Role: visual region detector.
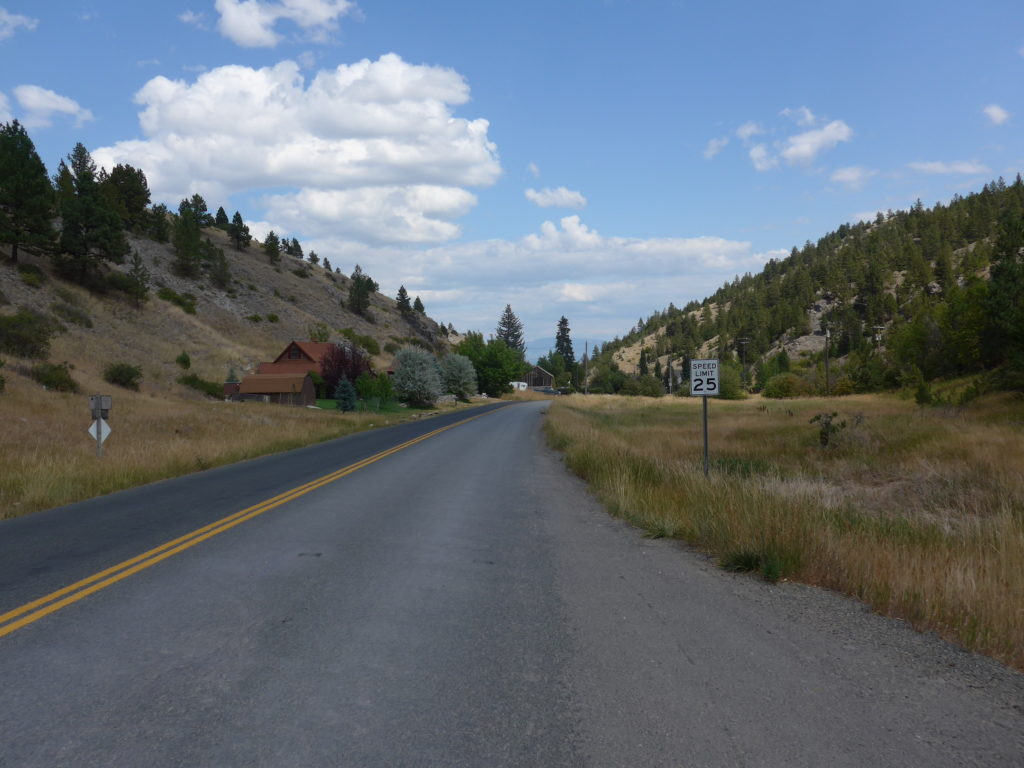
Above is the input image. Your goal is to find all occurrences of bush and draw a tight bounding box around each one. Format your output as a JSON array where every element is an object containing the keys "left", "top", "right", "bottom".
[
  {"left": 175, "top": 351, "right": 191, "bottom": 370},
  {"left": 0, "top": 308, "right": 62, "bottom": 358},
  {"left": 104, "top": 362, "right": 143, "bottom": 390},
  {"left": 177, "top": 373, "right": 223, "bottom": 398},
  {"left": 156, "top": 286, "right": 197, "bottom": 314},
  {"left": 763, "top": 373, "right": 805, "bottom": 399},
  {"left": 50, "top": 302, "right": 93, "bottom": 328},
  {"left": 292, "top": 267, "right": 310, "bottom": 279},
  {"left": 267, "top": 313, "right": 280, "bottom": 323},
  {"left": 392, "top": 347, "right": 442, "bottom": 407},
  {"left": 246, "top": 314, "right": 262, "bottom": 322},
  {"left": 439, "top": 353, "right": 478, "bottom": 400},
  {"left": 339, "top": 328, "right": 381, "bottom": 356},
  {"left": 17, "top": 264, "right": 45, "bottom": 288},
  {"left": 355, "top": 371, "right": 395, "bottom": 404},
  {"left": 31, "top": 362, "right": 78, "bottom": 392}
]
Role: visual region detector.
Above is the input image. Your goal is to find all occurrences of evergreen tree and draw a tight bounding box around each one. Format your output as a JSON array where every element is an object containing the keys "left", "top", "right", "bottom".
[
  {"left": 0, "top": 120, "right": 55, "bottom": 264},
  {"left": 214, "top": 206, "right": 229, "bottom": 229},
  {"left": 347, "top": 264, "right": 378, "bottom": 317},
  {"left": 334, "top": 378, "right": 357, "bottom": 411},
  {"left": 149, "top": 203, "right": 170, "bottom": 243},
  {"left": 555, "top": 315, "right": 575, "bottom": 367},
  {"left": 54, "top": 143, "right": 129, "bottom": 282},
  {"left": 307, "top": 250, "right": 319, "bottom": 265},
  {"left": 182, "top": 193, "right": 213, "bottom": 226},
  {"left": 172, "top": 203, "right": 202, "bottom": 278},
  {"left": 413, "top": 295, "right": 425, "bottom": 313},
  {"left": 227, "top": 211, "right": 251, "bottom": 251},
  {"left": 396, "top": 285, "right": 411, "bottom": 312},
  {"left": 125, "top": 249, "right": 150, "bottom": 307},
  {"left": 323, "top": 257, "right": 332, "bottom": 272},
  {"left": 496, "top": 304, "right": 526, "bottom": 353},
  {"left": 263, "top": 230, "right": 281, "bottom": 264},
  {"left": 206, "top": 240, "right": 232, "bottom": 289},
  {"left": 102, "top": 164, "right": 151, "bottom": 230}
]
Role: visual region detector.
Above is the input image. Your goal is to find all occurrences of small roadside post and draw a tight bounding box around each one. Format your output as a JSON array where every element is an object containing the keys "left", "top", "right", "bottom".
[
  {"left": 88, "top": 394, "right": 112, "bottom": 457},
  {"left": 689, "top": 359, "right": 719, "bottom": 477}
]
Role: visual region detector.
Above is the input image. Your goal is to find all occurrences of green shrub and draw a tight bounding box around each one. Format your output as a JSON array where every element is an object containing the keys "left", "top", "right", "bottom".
[
  {"left": 177, "top": 373, "right": 223, "bottom": 398},
  {"left": 17, "top": 264, "right": 45, "bottom": 288},
  {"left": 292, "top": 268, "right": 309, "bottom": 279},
  {"left": 339, "top": 328, "right": 381, "bottom": 356},
  {"left": 763, "top": 372, "right": 805, "bottom": 399},
  {"left": 384, "top": 341, "right": 399, "bottom": 355},
  {"left": 104, "top": 362, "right": 143, "bottom": 390},
  {"left": 105, "top": 270, "right": 136, "bottom": 294},
  {"left": 50, "top": 302, "right": 93, "bottom": 328},
  {"left": 31, "top": 362, "right": 78, "bottom": 392},
  {"left": 175, "top": 351, "right": 191, "bottom": 370},
  {"left": 439, "top": 354, "right": 477, "bottom": 400},
  {"left": 156, "top": 286, "right": 197, "bottom": 314},
  {"left": 246, "top": 314, "right": 262, "bottom": 322},
  {"left": 267, "top": 313, "right": 280, "bottom": 323},
  {"left": 0, "top": 308, "right": 62, "bottom": 358},
  {"left": 355, "top": 371, "right": 395, "bottom": 403}
]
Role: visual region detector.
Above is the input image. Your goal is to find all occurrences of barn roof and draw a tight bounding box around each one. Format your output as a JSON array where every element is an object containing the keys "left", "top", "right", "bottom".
[
  {"left": 238, "top": 373, "right": 311, "bottom": 394},
  {"left": 256, "top": 361, "right": 320, "bottom": 375}
]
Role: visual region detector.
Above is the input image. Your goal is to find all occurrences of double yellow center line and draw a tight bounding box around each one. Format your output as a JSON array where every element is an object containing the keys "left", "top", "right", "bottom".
[{"left": 0, "top": 408, "right": 497, "bottom": 639}]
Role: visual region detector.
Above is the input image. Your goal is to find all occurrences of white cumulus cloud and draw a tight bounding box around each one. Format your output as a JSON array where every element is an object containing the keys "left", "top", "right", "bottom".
[
  {"left": 215, "top": 0, "right": 355, "bottom": 47},
  {"left": 525, "top": 187, "right": 587, "bottom": 209},
  {"left": 179, "top": 10, "right": 206, "bottom": 27},
  {"left": 780, "top": 120, "right": 853, "bottom": 165},
  {"left": 93, "top": 54, "right": 500, "bottom": 245},
  {"left": 736, "top": 121, "right": 763, "bottom": 141},
  {"left": 908, "top": 160, "right": 990, "bottom": 175},
  {"left": 528, "top": 161, "right": 541, "bottom": 178},
  {"left": 0, "top": 92, "right": 11, "bottom": 123},
  {"left": 749, "top": 144, "right": 777, "bottom": 171},
  {"left": 14, "top": 85, "right": 94, "bottom": 128},
  {"left": 831, "top": 166, "right": 877, "bottom": 190},
  {"left": 703, "top": 136, "right": 728, "bottom": 159},
  {"left": 983, "top": 104, "right": 1010, "bottom": 125},
  {"left": 0, "top": 7, "right": 37, "bottom": 40},
  {"left": 780, "top": 106, "right": 816, "bottom": 126}
]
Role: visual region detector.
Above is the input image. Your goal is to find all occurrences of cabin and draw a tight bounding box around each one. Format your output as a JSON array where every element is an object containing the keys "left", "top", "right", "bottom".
[
  {"left": 236, "top": 373, "right": 316, "bottom": 406},
  {"left": 524, "top": 366, "right": 554, "bottom": 389}
]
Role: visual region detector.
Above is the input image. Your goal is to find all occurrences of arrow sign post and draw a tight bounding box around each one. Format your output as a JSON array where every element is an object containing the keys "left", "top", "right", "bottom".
[{"left": 87, "top": 419, "right": 112, "bottom": 457}]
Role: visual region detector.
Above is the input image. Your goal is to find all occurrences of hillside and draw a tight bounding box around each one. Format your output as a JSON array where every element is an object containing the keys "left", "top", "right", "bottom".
[
  {"left": 0, "top": 227, "right": 449, "bottom": 400},
  {"left": 594, "top": 177, "right": 1024, "bottom": 396}
]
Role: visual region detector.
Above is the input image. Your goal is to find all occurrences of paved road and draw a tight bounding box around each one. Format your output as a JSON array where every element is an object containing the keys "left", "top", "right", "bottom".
[{"left": 1, "top": 400, "right": 1022, "bottom": 766}]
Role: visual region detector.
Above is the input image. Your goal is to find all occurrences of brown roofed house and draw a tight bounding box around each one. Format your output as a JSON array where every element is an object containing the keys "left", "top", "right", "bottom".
[
  {"left": 237, "top": 373, "right": 316, "bottom": 406},
  {"left": 256, "top": 341, "right": 335, "bottom": 376}
]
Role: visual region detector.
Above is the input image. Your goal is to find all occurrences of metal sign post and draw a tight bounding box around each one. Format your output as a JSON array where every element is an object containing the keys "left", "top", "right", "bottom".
[
  {"left": 689, "top": 360, "right": 719, "bottom": 477},
  {"left": 88, "top": 395, "right": 112, "bottom": 457}
]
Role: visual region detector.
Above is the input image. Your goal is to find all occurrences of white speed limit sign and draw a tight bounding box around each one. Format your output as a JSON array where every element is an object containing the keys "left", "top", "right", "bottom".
[{"left": 689, "top": 359, "right": 719, "bottom": 397}]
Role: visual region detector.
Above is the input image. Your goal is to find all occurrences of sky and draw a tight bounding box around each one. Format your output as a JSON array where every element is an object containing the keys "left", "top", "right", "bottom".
[{"left": 1, "top": 1, "right": 1022, "bottom": 358}]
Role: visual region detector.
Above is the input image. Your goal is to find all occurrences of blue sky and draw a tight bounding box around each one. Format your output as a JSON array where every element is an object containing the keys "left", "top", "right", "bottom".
[{"left": 1, "top": 1, "right": 1021, "bottom": 357}]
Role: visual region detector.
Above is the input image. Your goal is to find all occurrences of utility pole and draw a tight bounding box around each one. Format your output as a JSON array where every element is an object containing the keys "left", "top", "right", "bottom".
[
  {"left": 824, "top": 324, "right": 831, "bottom": 396},
  {"left": 737, "top": 337, "right": 749, "bottom": 388}
]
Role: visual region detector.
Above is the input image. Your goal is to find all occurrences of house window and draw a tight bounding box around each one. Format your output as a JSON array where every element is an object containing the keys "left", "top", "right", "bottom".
[{"left": 288, "top": 346, "right": 301, "bottom": 360}]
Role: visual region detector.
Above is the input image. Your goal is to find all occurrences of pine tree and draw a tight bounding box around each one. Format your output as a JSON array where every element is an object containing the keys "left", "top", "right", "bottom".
[
  {"left": 102, "top": 164, "right": 151, "bottom": 230},
  {"left": 555, "top": 315, "right": 575, "bottom": 367},
  {"left": 496, "top": 304, "right": 525, "bottom": 353},
  {"left": 334, "top": 378, "right": 357, "bottom": 412},
  {"left": 125, "top": 249, "right": 150, "bottom": 306},
  {"left": 54, "top": 143, "right": 128, "bottom": 282},
  {"left": 149, "top": 203, "right": 171, "bottom": 243},
  {"left": 172, "top": 204, "right": 202, "bottom": 278},
  {"left": 207, "top": 241, "right": 232, "bottom": 289},
  {"left": 183, "top": 193, "right": 213, "bottom": 226},
  {"left": 227, "top": 211, "right": 251, "bottom": 251},
  {"left": 413, "top": 295, "right": 425, "bottom": 313},
  {"left": 0, "top": 120, "right": 55, "bottom": 264},
  {"left": 214, "top": 206, "right": 229, "bottom": 229},
  {"left": 396, "top": 285, "right": 411, "bottom": 312},
  {"left": 348, "top": 264, "right": 378, "bottom": 317},
  {"left": 263, "top": 230, "right": 281, "bottom": 264},
  {"left": 323, "top": 257, "right": 332, "bottom": 272},
  {"left": 307, "top": 250, "right": 320, "bottom": 265}
]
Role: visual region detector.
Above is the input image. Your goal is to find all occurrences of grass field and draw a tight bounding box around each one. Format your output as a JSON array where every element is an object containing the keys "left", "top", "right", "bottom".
[
  {"left": 545, "top": 392, "right": 1024, "bottom": 670},
  {"left": 0, "top": 372, "right": 471, "bottom": 520}
]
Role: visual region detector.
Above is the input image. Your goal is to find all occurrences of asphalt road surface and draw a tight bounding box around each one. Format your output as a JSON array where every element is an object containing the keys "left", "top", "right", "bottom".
[{"left": 1, "top": 400, "right": 1022, "bottom": 767}]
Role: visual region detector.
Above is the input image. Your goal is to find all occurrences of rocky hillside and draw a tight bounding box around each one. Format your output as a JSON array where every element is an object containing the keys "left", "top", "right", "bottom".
[{"left": 0, "top": 227, "right": 449, "bottom": 401}]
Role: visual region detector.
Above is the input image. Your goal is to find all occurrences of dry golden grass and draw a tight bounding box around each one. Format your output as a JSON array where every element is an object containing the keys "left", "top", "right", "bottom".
[
  {"left": 545, "top": 392, "right": 1024, "bottom": 669},
  {"left": 0, "top": 371, "right": 471, "bottom": 519}
]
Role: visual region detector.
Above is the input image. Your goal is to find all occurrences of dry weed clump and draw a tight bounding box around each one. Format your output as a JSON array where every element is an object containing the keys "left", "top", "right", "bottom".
[{"left": 545, "top": 393, "right": 1024, "bottom": 670}]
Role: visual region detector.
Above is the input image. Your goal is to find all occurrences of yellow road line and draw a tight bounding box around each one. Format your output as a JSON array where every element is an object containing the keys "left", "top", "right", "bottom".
[{"left": 0, "top": 408, "right": 498, "bottom": 639}]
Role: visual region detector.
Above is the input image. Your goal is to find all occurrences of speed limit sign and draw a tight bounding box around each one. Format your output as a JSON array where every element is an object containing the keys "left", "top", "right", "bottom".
[{"left": 689, "top": 359, "right": 719, "bottom": 397}]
